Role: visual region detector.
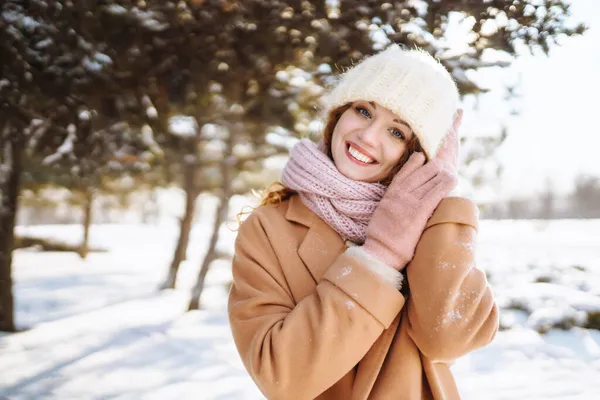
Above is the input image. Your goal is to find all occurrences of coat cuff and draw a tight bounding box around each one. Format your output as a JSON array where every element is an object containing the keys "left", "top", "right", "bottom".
[
  {"left": 323, "top": 249, "right": 405, "bottom": 328},
  {"left": 345, "top": 246, "right": 403, "bottom": 290}
]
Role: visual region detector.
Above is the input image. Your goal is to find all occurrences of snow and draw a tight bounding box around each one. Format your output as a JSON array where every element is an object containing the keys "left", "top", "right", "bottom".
[
  {"left": 408, "top": 0, "right": 429, "bottom": 17},
  {"left": 289, "top": 76, "right": 307, "bottom": 88},
  {"left": 265, "top": 132, "right": 299, "bottom": 149},
  {"left": 401, "top": 21, "right": 426, "bottom": 35},
  {"left": 2, "top": 10, "right": 22, "bottom": 23},
  {"left": 2, "top": 11, "right": 40, "bottom": 32},
  {"left": 232, "top": 143, "right": 254, "bottom": 159},
  {"left": 42, "top": 125, "right": 76, "bottom": 165},
  {"left": 345, "top": 300, "right": 356, "bottom": 310},
  {"left": 439, "top": 261, "right": 456, "bottom": 270},
  {"left": 338, "top": 266, "right": 352, "bottom": 278},
  {"left": 93, "top": 52, "right": 112, "bottom": 65},
  {"left": 141, "top": 125, "right": 164, "bottom": 156},
  {"left": 104, "top": 5, "right": 128, "bottom": 16},
  {"left": 2, "top": 215, "right": 600, "bottom": 399},
  {"left": 146, "top": 107, "right": 158, "bottom": 119},
  {"left": 453, "top": 328, "right": 600, "bottom": 399},
  {"left": 142, "top": 19, "right": 169, "bottom": 32},
  {"left": 128, "top": 9, "right": 169, "bottom": 31},
  {"left": 78, "top": 110, "right": 91, "bottom": 121},
  {"left": 35, "top": 38, "right": 53, "bottom": 49},
  {"left": 317, "top": 63, "right": 332, "bottom": 74},
  {"left": 325, "top": 0, "right": 341, "bottom": 19},
  {"left": 370, "top": 28, "right": 390, "bottom": 50},
  {"left": 169, "top": 116, "right": 198, "bottom": 137},
  {"left": 275, "top": 70, "right": 289, "bottom": 82},
  {"left": 81, "top": 52, "right": 112, "bottom": 72},
  {"left": 452, "top": 67, "right": 470, "bottom": 84},
  {"left": 82, "top": 56, "right": 103, "bottom": 72}
]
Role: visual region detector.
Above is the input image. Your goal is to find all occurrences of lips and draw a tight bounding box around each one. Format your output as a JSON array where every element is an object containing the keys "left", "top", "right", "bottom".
[{"left": 346, "top": 141, "right": 377, "bottom": 165}]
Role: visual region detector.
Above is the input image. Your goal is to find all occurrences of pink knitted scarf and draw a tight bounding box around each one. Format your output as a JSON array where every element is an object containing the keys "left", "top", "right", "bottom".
[{"left": 281, "top": 139, "right": 387, "bottom": 244}]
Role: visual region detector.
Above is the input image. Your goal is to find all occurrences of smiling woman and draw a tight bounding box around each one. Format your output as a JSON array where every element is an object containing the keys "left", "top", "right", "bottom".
[
  {"left": 229, "top": 44, "right": 498, "bottom": 400},
  {"left": 329, "top": 101, "right": 423, "bottom": 184}
]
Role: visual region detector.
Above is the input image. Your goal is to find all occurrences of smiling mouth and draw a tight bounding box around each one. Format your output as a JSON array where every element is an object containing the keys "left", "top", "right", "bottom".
[{"left": 346, "top": 142, "right": 377, "bottom": 165}]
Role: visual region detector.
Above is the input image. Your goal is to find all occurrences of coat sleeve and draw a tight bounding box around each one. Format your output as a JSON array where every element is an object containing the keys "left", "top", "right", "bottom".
[
  {"left": 405, "top": 197, "right": 499, "bottom": 363},
  {"left": 228, "top": 208, "right": 405, "bottom": 400}
]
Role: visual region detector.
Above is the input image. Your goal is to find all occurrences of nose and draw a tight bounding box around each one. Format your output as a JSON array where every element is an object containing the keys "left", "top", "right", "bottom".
[{"left": 356, "top": 123, "right": 380, "bottom": 148}]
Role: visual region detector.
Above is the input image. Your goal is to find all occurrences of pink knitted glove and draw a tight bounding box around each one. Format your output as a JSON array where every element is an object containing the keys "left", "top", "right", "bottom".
[
  {"left": 438, "top": 108, "right": 462, "bottom": 172},
  {"left": 363, "top": 110, "right": 462, "bottom": 271}
]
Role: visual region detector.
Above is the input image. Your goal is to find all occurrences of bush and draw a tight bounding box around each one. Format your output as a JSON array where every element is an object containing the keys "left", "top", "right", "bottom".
[
  {"left": 585, "top": 311, "right": 600, "bottom": 330},
  {"left": 14, "top": 235, "right": 107, "bottom": 253}
]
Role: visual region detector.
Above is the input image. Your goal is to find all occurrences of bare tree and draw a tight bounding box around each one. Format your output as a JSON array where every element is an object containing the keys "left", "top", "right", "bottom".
[{"left": 571, "top": 175, "right": 600, "bottom": 218}]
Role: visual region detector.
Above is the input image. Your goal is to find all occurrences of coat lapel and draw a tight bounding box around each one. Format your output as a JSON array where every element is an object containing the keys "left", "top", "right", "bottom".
[
  {"left": 286, "top": 195, "right": 400, "bottom": 399},
  {"left": 285, "top": 195, "right": 346, "bottom": 284}
]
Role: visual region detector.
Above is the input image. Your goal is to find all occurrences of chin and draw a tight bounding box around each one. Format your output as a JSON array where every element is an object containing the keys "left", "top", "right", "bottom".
[{"left": 338, "top": 163, "right": 379, "bottom": 183}]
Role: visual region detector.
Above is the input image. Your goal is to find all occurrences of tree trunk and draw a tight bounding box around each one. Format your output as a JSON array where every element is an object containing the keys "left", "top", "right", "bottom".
[
  {"left": 187, "top": 192, "right": 230, "bottom": 310},
  {"left": 0, "top": 133, "right": 23, "bottom": 332},
  {"left": 188, "top": 136, "right": 233, "bottom": 310},
  {"left": 78, "top": 188, "right": 93, "bottom": 259},
  {"left": 160, "top": 164, "right": 199, "bottom": 290}
]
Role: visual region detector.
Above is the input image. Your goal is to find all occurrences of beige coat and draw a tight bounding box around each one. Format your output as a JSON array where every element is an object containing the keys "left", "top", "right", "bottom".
[{"left": 228, "top": 194, "right": 498, "bottom": 399}]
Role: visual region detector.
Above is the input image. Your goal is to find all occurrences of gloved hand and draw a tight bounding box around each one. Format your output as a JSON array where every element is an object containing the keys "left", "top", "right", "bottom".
[{"left": 362, "top": 110, "right": 462, "bottom": 270}]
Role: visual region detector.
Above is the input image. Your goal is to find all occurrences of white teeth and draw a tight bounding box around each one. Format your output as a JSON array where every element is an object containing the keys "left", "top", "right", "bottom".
[{"left": 348, "top": 145, "right": 375, "bottom": 164}]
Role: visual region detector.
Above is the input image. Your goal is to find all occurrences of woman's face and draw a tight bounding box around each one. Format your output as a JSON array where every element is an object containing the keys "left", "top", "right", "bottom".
[{"left": 331, "top": 101, "right": 415, "bottom": 183}]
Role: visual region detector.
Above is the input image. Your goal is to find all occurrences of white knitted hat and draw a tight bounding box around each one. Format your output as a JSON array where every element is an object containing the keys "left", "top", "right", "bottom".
[{"left": 323, "top": 44, "right": 460, "bottom": 159}]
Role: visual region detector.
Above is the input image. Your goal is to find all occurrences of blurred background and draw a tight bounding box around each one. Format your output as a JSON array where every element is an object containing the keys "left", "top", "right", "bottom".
[{"left": 1, "top": 0, "right": 599, "bottom": 399}]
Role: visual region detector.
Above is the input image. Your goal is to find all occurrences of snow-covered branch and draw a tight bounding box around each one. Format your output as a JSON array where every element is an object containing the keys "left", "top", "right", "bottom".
[{"left": 42, "top": 124, "right": 76, "bottom": 165}]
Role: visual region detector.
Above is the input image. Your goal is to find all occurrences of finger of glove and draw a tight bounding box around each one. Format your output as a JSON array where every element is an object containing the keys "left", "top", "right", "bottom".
[
  {"left": 435, "top": 109, "right": 462, "bottom": 169},
  {"left": 391, "top": 152, "right": 426, "bottom": 184},
  {"left": 401, "top": 159, "right": 442, "bottom": 192},
  {"left": 420, "top": 172, "right": 458, "bottom": 209},
  {"left": 413, "top": 173, "right": 447, "bottom": 200}
]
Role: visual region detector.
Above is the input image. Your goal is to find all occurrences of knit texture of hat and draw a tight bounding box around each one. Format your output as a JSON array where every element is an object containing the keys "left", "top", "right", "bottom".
[{"left": 323, "top": 44, "right": 460, "bottom": 159}]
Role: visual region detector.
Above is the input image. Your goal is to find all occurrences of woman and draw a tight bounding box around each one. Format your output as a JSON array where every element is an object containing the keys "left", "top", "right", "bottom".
[{"left": 228, "top": 45, "right": 499, "bottom": 400}]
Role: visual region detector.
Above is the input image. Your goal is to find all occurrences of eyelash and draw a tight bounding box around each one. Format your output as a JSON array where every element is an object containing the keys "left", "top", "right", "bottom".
[{"left": 354, "top": 106, "right": 406, "bottom": 141}]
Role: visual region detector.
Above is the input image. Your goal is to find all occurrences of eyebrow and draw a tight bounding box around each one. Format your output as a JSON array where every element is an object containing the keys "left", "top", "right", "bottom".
[{"left": 369, "top": 101, "right": 412, "bottom": 130}]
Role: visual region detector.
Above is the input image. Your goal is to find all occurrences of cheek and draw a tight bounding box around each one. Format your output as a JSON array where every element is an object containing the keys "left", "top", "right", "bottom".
[
  {"left": 383, "top": 142, "right": 408, "bottom": 167},
  {"left": 331, "top": 127, "right": 343, "bottom": 152},
  {"left": 332, "top": 119, "right": 354, "bottom": 149},
  {"left": 333, "top": 116, "right": 352, "bottom": 139},
  {"left": 331, "top": 127, "right": 347, "bottom": 161}
]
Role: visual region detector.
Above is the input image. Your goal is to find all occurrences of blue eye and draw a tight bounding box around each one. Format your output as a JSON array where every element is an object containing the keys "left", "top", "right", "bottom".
[
  {"left": 390, "top": 128, "right": 405, "bottom": 140},
  {"left": 355, "top": 106, "right": 371, "bottom": 119}
]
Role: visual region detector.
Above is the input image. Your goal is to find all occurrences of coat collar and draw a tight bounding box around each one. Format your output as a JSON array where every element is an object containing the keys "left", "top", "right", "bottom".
[
  {"left": 285, "top": 194, "right": 317, "bottom": 227},
  {"left": 285, "top": 195, "right": 346, "bottom": 283}
]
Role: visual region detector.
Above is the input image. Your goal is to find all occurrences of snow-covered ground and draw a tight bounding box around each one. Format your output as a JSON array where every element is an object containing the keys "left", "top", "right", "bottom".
[{"left": 1, "top": 213, "right": 600, "bottom": 399}]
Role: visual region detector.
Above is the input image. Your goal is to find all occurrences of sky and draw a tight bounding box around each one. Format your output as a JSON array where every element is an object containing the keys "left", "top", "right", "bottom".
[{"left": 461, "top": 0, "right": 600, "bottom": 199}]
